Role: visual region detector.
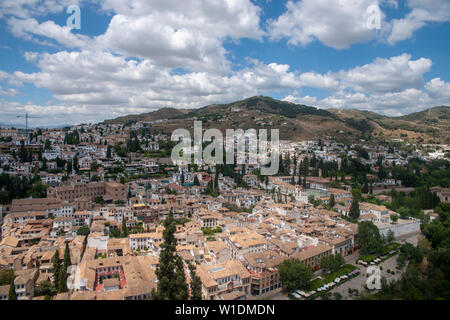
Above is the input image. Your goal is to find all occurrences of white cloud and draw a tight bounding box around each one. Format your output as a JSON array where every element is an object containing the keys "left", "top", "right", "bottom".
[
  {"left": 336, "top": 54, "right": 432, "bottom": 94},
  {"left": 0, "top": 0, "right": 83, "bottom": 19},
  {"left": 268, "top": 0, "right": 387, "bottom": 49},
  {"left": 0, "top": 86, "right": 20, "bottom": 96},
  {"left": 8, "top": 18, "right": 91, "bottom": 48},
  {"left": 283, "top": 94, "right": 318, "bottom": 105},
  {"left": 0, "top": 1, "right": 449, "bottom": 125},
  {"left": 299, "top": 72, "right": 339, "bottom": 90},
  {"left": 5, "top": 51, "right": 445, "bottom": 125},
  {"left": 388, "top": 0, "right": 450, "bottom": 44},
  {"left": 4, "top": 0, "right": 263, "bottom": 73},
  {"left": 8, "top": 51, "right": 309, "bottom": 113},
  {"left": 425, "top": 78, "right": 450, "bottom": 100}
]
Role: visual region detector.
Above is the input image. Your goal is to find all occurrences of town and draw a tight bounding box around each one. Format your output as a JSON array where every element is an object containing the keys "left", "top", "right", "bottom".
[{"left": 0, "top": 118, "right": 448, "bottom": 301}]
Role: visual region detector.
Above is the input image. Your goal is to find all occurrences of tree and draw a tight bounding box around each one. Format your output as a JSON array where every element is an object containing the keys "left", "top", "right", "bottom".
[
  {"left": 189, "top": 264, "right": 202, "bottom": 300},
  {"left": 31, "top": 182, "right": 47, "bottom": 198},
  {"left": 320, "top": 254, "right": 345, "bottom": 273},
  {"left": 152, "top": 210, "right": 189, "bottom": 300},
  {"left": 363, "top": 180, "right": 369, "bottom": 194},
  {"left": 76, "top": 225, "right": 90, "bottom": 236},
  {"left": 106, "top": 145, "right": 112, "bottom": 158},
  {"left": 35, "top": 280, "right": 57, "bottom": 298},
  {"left": 358, "top": 221, "right": 384, "bottom": 254},
  {"left": 8, "top": 279, "right": 17, "bottom": 300},
  {"left": 417, "top": 236, "right": 432, "bottom": 256},
  {"left": 349, "top": 197, "right": 360, "bottom": 220},
  {"left": 278, "top": 259, "right": 313, "bottom": 292},
  {"left": 57, "top": 267, "right": 68, "bottom": 293},
  {"left": 0, "top": 269, "right": 14, "bottom": 286},
  {"left": 390, "top": 214, "right": 399, "bottom": 224},
  {"left": 329, "top": 194, "right": 335, "bottom": 208},
  {"left": 94, "top": 196, "right": 105, "bottom": 204},
  {"left": 44, "top": 139, "right": 51, "bottom": 150},
  {"left": 121, "top": 218, "right": 129, "bottom": 238},
  {"left": 387, "top": 230, "right": 395, "bottom": 243},
  {"left": 52, "top": 249, "right": 60, "bottom": 285},
  {"left": 63, "top": 242, "right": 71, "bottom": 271},
  {"left": 193, "top": 175, "right": 200, "bottom": 186}
]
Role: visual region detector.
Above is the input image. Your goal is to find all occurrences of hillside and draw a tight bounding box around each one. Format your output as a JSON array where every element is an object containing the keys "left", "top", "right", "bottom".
[
  {"left": 105, "top": 97, "right": 450, "bottom": 144},
  {"left": 105, "top": 107, "right": 188, "bottom": 125}
]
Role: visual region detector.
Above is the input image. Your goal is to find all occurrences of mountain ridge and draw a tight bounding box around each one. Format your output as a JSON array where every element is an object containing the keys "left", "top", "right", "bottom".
[{"left": 104, "top": 96, "right": 449, "bottom": 143}]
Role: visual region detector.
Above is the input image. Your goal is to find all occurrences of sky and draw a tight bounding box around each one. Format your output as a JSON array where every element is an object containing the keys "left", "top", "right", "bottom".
[{"left": 0, "top": 0, "right": 449, "bottom": 127}]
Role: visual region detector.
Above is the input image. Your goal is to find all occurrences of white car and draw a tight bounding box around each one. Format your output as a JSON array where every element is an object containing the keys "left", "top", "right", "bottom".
[
  {"left": 292, "top": 293, "right": 301, "bottom": 299},
  {"left": 334, "top": 278, "right": 341, "bottom": 283}
]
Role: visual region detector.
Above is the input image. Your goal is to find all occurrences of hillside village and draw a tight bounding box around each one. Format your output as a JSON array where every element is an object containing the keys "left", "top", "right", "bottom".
[{"left": 0, "top": 113, "right": 448, "bottom": 301}]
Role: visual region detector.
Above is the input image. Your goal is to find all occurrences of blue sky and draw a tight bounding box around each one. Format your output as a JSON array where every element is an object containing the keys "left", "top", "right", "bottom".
[{"left": 0, "top": 0, "right": 449, "bottom": 127}]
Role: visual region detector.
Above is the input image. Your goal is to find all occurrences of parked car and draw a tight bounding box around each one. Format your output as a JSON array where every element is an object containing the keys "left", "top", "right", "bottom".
[{"left": 291, "top": 292, "right": 301, "bottom": 299}]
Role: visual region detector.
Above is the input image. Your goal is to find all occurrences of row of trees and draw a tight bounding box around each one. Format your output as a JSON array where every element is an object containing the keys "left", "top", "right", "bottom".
[
  {"left": 51, "top": 243, "right": 72, "bottom": 295},
  {"left": 151, "top": 210, "right": 202, "bottom": 300},
  {"left": 362, "top": 203, "right": 450, "bottom": 300},
  {"left": 0, "top": 173, "right": 47, "bottom": 205}
]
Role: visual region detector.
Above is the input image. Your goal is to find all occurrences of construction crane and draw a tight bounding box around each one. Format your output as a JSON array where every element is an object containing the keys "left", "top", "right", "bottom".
[
  {"left": 16, "top": 113, "right": 39, "bottom": 142},
  {"left": 17, "top": 112, "right": 30, "bottom": 135}
]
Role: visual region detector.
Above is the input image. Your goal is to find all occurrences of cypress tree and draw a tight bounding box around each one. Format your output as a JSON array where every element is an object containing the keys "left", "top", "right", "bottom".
[
  {"left": 329, "top": 194, "right": 335, "bottom": 208},
  {"left": 214, "top": 172, "right": 218, "bottom": 190},
  {"left": 57, "top": 267, "right": 68, "bottom": 293},
  {"left": 8, "top": 279, "right": 17, "bottom": 300},
  {"left": 349, "top": 197, "right": 360, "bottom": 220},
  {"left": 174, "top": 256, "right": 189, "bottom": 300},
  {"left": 52, "top": 249, "right": 60, "bottom": 285},
  {"left": 189, "top": 264, "right": 202, "bottom": 300},
  {"left": 63, "top": 242, "right": 71, "bottom": 271},
  {"left": 122, "top": 218, "right": 129, "bottom": 238},
  {"left": 363, "top": 180, "right": 369, "bottom": 194},
  {"left": 193, "top": 175, "right": 200, "bottom": 186},
  {"left": 278, "top": 154, "right": 284, "bottom": 175},
  {"left": 152, "top": 210, "right": 188, "bottom": 300}
]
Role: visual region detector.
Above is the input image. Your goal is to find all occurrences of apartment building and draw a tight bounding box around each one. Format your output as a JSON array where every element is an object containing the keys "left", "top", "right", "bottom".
[
  {"left": 242, "top": 250, "right": 286, "bottom": 296},
  {"left": 196, "top": 260, "right": 251, "bottom": 300},
  {"left": 291, "top": 243, "right": 333, "bottom": 271},
  {"left": 128, "top": 231, "right": 163, "bottom": 251},
  {"left": 74, "top": 255, "right": 157, "bottom": 300},
  {"left": 228, "top": 231, "right": 268, "bottom": 260},
  {"left": 47, "top": 181, "right": 126, "bottom": 202}
]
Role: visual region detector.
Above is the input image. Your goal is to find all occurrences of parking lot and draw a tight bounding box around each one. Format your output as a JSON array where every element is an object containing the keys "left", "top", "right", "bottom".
[{"left": 324, "top": 252, "right": 407, "bottom": 300}]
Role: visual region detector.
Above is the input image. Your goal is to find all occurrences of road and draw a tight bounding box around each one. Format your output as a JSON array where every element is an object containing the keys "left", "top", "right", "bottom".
[{"left": 266, "top": 232, "right": 420, "bottom": 300}]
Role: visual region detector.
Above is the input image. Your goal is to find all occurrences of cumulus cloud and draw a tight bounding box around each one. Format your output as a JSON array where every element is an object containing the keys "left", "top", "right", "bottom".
[
  {"left": 283, "top": 55, "right": 450, "bottom": 116},
  {"left": 9, "top": 52, "right": 316, "bottom": 110},
  {"left": 0, "top": 0, "right": 449, "bottom": 125},
  {"left": 388, "top": 0, "right": 450, "bottom": 44},
  {"left": 336, "top": 54, "right": 432, "bottom": 94},
  {"left": 0, "top": 0, "right": 83, "bottom": 19},
  {"left": 8, "top": 18, "right": 91, "bottom": 48},
  {"left": 268, "top": 0, "right": 388, "bottom": 49}
]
